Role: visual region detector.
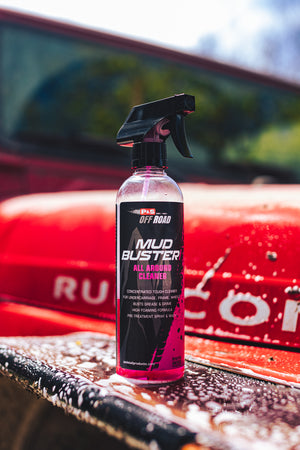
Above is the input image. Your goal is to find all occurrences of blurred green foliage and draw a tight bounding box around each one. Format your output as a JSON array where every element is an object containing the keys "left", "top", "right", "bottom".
[{"left": 226, "top": 122, "right": 300, "bottom": 169}]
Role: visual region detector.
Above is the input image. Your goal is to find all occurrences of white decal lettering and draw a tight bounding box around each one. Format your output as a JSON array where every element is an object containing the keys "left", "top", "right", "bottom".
[
  {"left": 219, "top": 290, "right": 270, "bottom": 326},
  {"left": 184, "top": 309, "right": 207, "bottom": 320},
  {"left": 81, "top": 279, "right": 109, "bottom": 305},
  {"left": 282, "top": 299, "right": 300, "bottom": 332},
  {"left": 53, "top": 276, "right": 77, "bottom": 301}
]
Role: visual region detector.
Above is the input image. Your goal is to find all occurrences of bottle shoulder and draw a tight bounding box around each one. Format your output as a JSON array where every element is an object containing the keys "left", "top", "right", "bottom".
[{"left": 116, "top": 171, "right": 183, "bottom": 204}]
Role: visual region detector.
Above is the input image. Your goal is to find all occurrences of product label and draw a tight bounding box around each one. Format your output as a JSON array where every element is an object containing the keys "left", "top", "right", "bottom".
[{"left": 117, "top": 201, "right": 184, "bottom": 371}]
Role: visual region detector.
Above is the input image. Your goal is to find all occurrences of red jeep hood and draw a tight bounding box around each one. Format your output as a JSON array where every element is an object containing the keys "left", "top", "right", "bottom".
[{"left": 0, "top": 184, "right": 299, "bottom": 350}]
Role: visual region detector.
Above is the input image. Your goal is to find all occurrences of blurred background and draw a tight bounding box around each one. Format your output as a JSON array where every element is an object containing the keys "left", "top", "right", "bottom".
[
  {"left": 3, "top": 0, "right": 300, "bottom": 81},
  {"left": 0, "top": 0, "right": 300, "bottom": 197}
]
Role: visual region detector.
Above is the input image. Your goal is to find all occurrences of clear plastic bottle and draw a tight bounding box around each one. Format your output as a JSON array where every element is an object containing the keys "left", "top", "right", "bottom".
[
  {"left": 115, "top": 94, "right": 194, "bottom": 384},
  {"left": 116, "top": 166, "right": 184, "bottom": 383},
  {"left": 116, "top": 167, "right": 183, "bottom": 203}
]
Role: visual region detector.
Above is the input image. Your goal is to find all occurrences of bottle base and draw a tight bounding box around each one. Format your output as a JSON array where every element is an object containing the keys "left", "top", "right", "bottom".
[{"left": 116, "top": 366, "right": 184, "bottom": 384}]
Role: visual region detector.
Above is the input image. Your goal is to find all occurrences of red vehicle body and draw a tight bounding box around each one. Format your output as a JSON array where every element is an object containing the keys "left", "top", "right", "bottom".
[
  {"left": 1, "top": 184, "right": 300, "bottom": 348},
  {"left": 1, "top": 9, "right": 300, "bottom": 450},
  {"left": 1, "top": 185, "right": 300, "bottom": 395},
  {"left": 0, "top": 5, "right": 300, "bottom": 369}
]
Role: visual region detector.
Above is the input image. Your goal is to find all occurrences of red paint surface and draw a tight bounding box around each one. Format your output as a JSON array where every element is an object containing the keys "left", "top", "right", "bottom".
[
  {"left": 0, "top": 302, "right": 115, "bottom": 337},
  {"left": 1, "top": 185, "right": 300, "bottom": 352},
  {"left": 0, "top": 142, "right": 128, "bottom": 200},
  {"left": 1, "top": 301, "right": 299, "bottom": 387},
  {"left": 185, "top": 335, "right": 300, "bottom": 388}
]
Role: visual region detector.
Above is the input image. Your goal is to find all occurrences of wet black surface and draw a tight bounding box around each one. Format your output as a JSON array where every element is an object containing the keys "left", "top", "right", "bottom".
[
  {"left": 0, "top": 376, "right": 128, "bottom": 450},
  {"left": 150, "top": 366, "right": 300, "bottom": 426},
  {"left": 0, "top": 332, "right": 300, "bottom": 449}
]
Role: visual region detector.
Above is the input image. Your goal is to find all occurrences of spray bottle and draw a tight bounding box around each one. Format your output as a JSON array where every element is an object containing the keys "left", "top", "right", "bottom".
[{"left": 116, "top": 93, "right": 195, "bottom": 383}]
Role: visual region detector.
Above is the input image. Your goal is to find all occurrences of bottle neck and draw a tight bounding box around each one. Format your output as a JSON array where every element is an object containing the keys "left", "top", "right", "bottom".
[
  {"left": 133, "top": 166, "right": 166, "bottom": 176},
  {"left": 131, "top": 142, "right": 167, "bottom": 169}
]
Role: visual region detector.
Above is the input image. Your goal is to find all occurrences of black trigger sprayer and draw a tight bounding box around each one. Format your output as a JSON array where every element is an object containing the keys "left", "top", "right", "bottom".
[
  {"left": 115, "top": 93, "right": 195, "bottom": 383},
  {"left": 117, "top": 92, "right": 195, "bottom": 166}
]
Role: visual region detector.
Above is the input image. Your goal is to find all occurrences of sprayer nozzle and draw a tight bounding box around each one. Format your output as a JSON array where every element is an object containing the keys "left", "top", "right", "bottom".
[{"left": 117, "top": 93, "right": 195, "bottom": 163}]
